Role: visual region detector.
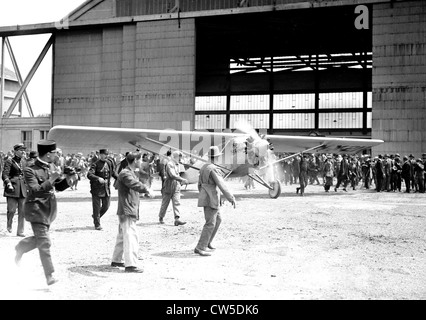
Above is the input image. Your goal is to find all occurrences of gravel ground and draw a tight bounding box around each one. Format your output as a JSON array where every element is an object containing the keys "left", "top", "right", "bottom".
[{"left": 0, "top": 176, "right": 425, "bottom": 300}]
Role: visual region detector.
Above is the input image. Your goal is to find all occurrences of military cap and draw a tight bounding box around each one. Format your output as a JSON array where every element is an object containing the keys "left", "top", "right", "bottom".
[
  {"left": 409, "top": 154, "right": 414, "bottom": 158},
  {"left": 99, "top": 148, "right": 109, "bottom": 155},
  {"left": 395, "top": 153, "right": 400, "bottom": 158},
  {"left": 422, "top": 153, "right": 426, "bottom": 158},
  {"left": 37, "top": 140, "right": 58, "bottom": 155},
  {"left": 13, "top": 143, "right": 26, "bottom": 151},
  {"left": 403, "top": 156, "right": 408, "bottom": 160}
]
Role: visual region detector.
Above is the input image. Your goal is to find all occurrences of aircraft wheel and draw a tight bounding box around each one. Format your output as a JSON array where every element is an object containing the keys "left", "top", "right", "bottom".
[{"left": 268, "top": 180, "right": 281, "bottom": 199}]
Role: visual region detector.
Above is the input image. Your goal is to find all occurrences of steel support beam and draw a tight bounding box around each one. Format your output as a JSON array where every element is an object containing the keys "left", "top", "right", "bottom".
[
  {"left": 0, "top": 38, "right": 4, "bottom": 116},
  {"left": 5, "top": 37, "right": 34, "bottom": 117},
  {"left": 4, "top": 34, "right": 53, "bottom": 118}
]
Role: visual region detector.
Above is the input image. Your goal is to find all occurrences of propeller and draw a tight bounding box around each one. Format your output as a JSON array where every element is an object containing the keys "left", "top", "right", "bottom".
[{"left": 234, "top": 119, "right": 279, "bottom": 182}]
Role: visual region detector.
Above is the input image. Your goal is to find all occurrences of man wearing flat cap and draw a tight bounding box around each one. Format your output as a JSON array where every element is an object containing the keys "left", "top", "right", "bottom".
[
  {"left": 194, "top": 146, "right": 236, "bottom": 256},
  {"left": 87, "top": 148, "right": 118, "bottom": 230},
  {"left": 1, "top": 143, "right": 27, "bottom": 236},
  {"left": 15, "top": 139, "right": 76, "bottom": 286}
]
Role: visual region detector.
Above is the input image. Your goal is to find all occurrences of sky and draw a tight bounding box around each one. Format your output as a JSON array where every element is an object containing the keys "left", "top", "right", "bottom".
[{"left": 0, "top": 0, "right": 87, "bottom": 116}]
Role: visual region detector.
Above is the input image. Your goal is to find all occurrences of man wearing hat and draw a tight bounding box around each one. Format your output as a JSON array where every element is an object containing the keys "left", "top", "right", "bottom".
[
  {"left": 1, "top": 143, "right": 28, "bottom": 236},
  {"left": 158, "top": 150, "right": 188, "bottom": 226},
  {"left": 87, "top": 148, "right": 118, "bottom": 230},
  {"left": 15, "top": 139, "right": 76, "bottom": 286},
  {"left": 194, "top": 146, "right": 236, "bottom": 256}
]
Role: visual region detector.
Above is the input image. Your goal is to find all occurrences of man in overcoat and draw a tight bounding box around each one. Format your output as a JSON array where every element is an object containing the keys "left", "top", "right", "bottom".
[
  {"left": 14, "top": 140, "right": 75, "bottom": 286},
  {"left": 87, "top": 148, "right": 118, "bottom": 230},
  {"left": 2, "top": 143, "right": 28, "bottom": 236}
]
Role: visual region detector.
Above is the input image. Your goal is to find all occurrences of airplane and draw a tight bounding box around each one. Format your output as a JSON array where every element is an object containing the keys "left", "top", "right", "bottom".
[{"left": 48, "top": 122, "right": 384, "bottom": 198}]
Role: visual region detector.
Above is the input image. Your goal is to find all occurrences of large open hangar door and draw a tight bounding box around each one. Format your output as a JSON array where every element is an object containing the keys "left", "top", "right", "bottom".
[{"left": 195, "top": 5, "right": 372, "bottom": 137}]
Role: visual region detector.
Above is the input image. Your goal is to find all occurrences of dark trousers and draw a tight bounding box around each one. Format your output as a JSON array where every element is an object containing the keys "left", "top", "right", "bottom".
[
  {"left": 376, "top": 175, "right": 384, "bottom": 192},
  {"left": 91, "top": 195, "right": 111, "bottom": 227},
  {"left": 403, "top": 176, "right": 411, "bottom": 192},
  {"left": 6, "top": 197, "right": 25, "bottom": 234},
  {"left": 15, "top": 223, "right": 54, "bottom": 277}
]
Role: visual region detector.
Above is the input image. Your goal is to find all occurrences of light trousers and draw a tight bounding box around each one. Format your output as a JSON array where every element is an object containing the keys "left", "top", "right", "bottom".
[
  {"left": 112, "top": 215, "right": 139, "bottom": 268},
  {"left": 196, "top": 207, "right": 222, "bottom": 251},
  {"left": 158, "top": 191, "right": 181, "bottom": 220}
]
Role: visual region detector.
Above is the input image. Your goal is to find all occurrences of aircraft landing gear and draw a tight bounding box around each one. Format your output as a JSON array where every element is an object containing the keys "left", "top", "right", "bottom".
[{"left": 268, "top": 180, "right": 281, "bottom": 199}]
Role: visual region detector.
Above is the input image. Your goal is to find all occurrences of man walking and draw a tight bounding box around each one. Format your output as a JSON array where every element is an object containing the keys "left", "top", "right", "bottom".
[
  {"left": 87, "top": 148, "right": 118, "bottom": 230},
  {"left": 15, "top": 140, "right": 75, "bottom": 286},
  {"left": 158, "top": 151, "right": 188, "bottom": 226},
  {"left": 2, "top": 143, "right": 28, "bottom": 236},
  {"left": 111, "top": 152, "right": 153, "bottom": 273},
  {"left": 194, "top": 146, "right": 236, "bottom": 257}
]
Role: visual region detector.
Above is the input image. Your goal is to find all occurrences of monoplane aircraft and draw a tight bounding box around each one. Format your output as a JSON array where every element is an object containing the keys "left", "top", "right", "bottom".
[{"left": 48, "top": 123, "right": 383, "bottom": 198}]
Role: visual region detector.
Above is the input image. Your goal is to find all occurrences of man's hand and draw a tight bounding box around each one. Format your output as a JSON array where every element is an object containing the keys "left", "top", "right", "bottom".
[
  {"left": 181, "top": 178, "right": 188, "bottom": 185},
  {"left": 146, "top": 188, "right": 155, "bottom": 199},
  {"left": 49, "top": 172, "right": 61, "bottom": 184},
  {"left": 6, "top": 182, "right": 14, "bottom": 191},
  {"left": 98, "top": 177, "right": 106, "bottom": 184}
]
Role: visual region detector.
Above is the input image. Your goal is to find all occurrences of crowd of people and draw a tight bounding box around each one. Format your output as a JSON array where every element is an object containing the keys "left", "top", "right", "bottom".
[
  {"left": 1, "top": 141, "right": 236, "bottom": 284},
  {"left": 273, "top": 152, "right": 426, "bottom": 195}
]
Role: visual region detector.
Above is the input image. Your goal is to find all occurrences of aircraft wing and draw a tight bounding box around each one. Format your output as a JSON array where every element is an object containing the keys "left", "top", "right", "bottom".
[
  {"left": 48, "top": 125, "right": 244, "bottom": 155},
  {"left": 265, "top": 134, "right": 384, "bottom": 154},
  {"left": 49, "top": 125, "right": 383, "bottom": 156}
]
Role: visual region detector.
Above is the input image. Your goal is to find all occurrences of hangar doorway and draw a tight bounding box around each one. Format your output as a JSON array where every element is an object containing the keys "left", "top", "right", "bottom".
[{"left": 195, "top": 5, "right": 372, "bottom": 137}]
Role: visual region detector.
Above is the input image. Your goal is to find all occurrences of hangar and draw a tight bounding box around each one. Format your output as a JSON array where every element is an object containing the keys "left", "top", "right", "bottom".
[{"left": 0, "top": 0, "right": 424, "bottom": 155}]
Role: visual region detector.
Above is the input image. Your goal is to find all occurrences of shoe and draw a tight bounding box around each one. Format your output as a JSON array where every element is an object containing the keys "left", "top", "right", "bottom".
[
  {"left": 194, "top": 248, "right": 211, "bottom": 256},
  {"left": 174, "top": 219, "right": 187, "bottom": 226},
  {"left": 296, "top": 188, "right": 299, "bottom": 194},
  {"left": 125, "top": 266, "right": 144, "bottom": 273},
  {"left": 111, "top": 262, "right": 125, "bottom": 267},
  {"left": 95, "top": 226, "right": 103, "bottom": 231},
  {"left": 343, "top": 188, "right": 347, "bottom": 192},
  {"left": 46, "top": 274, "right": 59, "bottom": 286},
  {"left": 17, "top": 233, "right": 25, "bottom": 237},
  {"left": 334, "top": 187, "right": 337, "bottom": 192},
  {"left": 159, "top": 218, "right": 165, "bottom": 224},
  {"left": 7, "top": 228, "right": 12, "bottom": 233},
  {"left": 207, "top": 244, "right": 216, "bottom": 250}
]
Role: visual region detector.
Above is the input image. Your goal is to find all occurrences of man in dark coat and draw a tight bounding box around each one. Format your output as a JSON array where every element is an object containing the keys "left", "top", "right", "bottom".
[
  {"left": 375, "top": 154, "right": 386, "bottom": 192},
  {"left": 335, "top": 154, "right": 349, "bottom": 192},
  {"left": 14, "top": 140, "right": 75, "bottom": 286},
  {"left": 87, "top": 148, "right": 118, "bottom": 230},
  {"left": 401, "top": 156, "right": 412, "bottom": 193},
  {"left": 2, "top": 143, "right": 28, "bottom": 236}
]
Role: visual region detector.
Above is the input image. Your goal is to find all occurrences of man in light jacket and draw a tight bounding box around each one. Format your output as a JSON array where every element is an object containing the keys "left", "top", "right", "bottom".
[
  {"left": 111, "top": 152, "right": 153, "bottom": 273},
  {"left": 194, "top": 146, "right": 236, "bottom": 257}
]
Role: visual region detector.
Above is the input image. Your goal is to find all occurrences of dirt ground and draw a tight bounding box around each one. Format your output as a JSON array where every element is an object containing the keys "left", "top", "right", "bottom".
[{"left": 0, "top": 176, "right": 425, "bottom": 300}]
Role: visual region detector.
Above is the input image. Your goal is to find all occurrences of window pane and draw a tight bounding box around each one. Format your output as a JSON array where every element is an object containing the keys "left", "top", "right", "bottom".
[
  {"left": 21, "top": 131, "right": 33, "bottom": 150},
  {"left": 195, "top": 96, "right": 227, "bottom": 111},
  {"left": 319, "top": 112, "right": 364, "bottom": 129},
  {"left": 230, "top": 114, "right": 269, "bottom": 129},
  {"left": 273, "top": 113, "right": 314, "bottom": 129},
  {"left": 195, "top": 114, "right": 226, "bottom": 130},
  {"left": 230, "top": 95, "right": 269, "bottom": 110},
  {"left": 274, "top": 94, "right": 315, "bottom": 110},
  {"left": 319, "top": 92, "right": 363, "bottom": 109}
]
